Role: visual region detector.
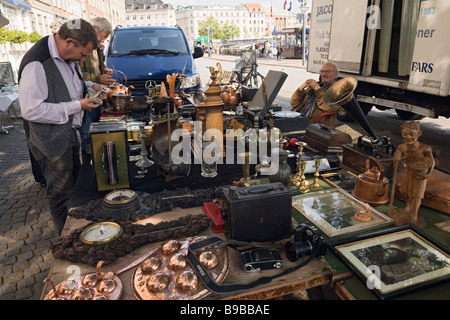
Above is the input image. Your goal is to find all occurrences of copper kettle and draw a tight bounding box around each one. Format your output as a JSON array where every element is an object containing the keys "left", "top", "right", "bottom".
[
  {"left": 354, "top": 158, "right": 389, "bottom": 206},
  {"left": 221, "top": 86, "right": 241, "bottom": 110}
]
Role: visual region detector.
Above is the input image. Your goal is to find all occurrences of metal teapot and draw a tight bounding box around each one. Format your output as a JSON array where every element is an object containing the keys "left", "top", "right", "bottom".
[
  {"left": 354, "top": 158, "right": 389, "bottom": 206},
  {"left": 220, "top": 85, "right": 241, "bottom": 110},
  {"left": 106, "top": 70, "right": 134, "bottom": 106}
]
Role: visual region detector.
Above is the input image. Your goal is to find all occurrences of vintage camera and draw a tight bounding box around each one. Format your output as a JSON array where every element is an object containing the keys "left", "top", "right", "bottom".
[
  {"left": 285, "top": 224, "right": 328, "bottom": 262},
  {"left": 241, "top": 248, "right": 283, "bottom": 272}
]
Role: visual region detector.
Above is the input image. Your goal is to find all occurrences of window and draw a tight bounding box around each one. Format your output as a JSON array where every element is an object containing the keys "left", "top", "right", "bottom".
[{"left": 110, "top": 28, "right": 189, "bottom": 56}]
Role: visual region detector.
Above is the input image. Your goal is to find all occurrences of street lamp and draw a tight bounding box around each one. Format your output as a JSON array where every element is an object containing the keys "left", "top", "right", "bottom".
[
  {"left": 206, "top": 26, "right": 211, "bottom": 57},
  {"left": 300, "top": 6, "right": 309, "bottom": 66}
]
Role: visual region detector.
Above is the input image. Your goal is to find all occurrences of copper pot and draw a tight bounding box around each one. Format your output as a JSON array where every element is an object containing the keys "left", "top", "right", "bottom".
[
  {"left": 107, "top": 83, "right": 134, "bottom": 106},
  {"left": 107, "top": 83, "right": 124, "bottom": 105},
  {"left": 354, "top": 158, "right": 389, "bottom": 206},
  {"left": 220, "top": 86, "right": 241, "bottom": 110}
]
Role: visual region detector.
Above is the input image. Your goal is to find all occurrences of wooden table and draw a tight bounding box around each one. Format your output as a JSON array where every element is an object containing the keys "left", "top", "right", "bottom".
[{"left": 41, "top": 206, "right": 333, "bottom": 300}]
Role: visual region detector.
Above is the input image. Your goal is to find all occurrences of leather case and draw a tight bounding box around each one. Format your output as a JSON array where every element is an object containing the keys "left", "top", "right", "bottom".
[
  {"left": 303, "top": 123, "right": 352, "bottom": 153},
  {"left": 216, "top": 182, "right": 292, "bottom": 242}
]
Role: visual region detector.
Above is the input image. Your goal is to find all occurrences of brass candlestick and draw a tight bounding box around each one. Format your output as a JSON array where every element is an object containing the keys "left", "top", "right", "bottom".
[
  {"left": 298, "top": 161, "right": 310, "bottom": 194},
  {"left": 310, "top": 158, "right": 323, "bottom": 191},
  {"left": 234, "top": 152, "right": 258, "bottom": 187},
  {"left": 291, "top": 141, "right": 307, "bottom": 186}
]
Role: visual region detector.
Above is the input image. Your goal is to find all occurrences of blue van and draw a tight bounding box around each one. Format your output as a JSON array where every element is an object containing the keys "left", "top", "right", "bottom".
[{"left": 106, "top": 26, "right": 204, "bottom": 95}]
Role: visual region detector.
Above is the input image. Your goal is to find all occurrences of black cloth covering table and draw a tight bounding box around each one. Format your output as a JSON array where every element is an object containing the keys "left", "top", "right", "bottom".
[
  {"left": 69, "top": 146, "right": 340, "bottom": 208},
  {"left": 68, "top": 154, "right": 255, "bottom": 208}
]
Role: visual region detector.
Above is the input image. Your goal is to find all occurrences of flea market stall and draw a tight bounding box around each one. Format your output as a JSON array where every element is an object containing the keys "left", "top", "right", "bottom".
[{"left": 41, "top": 66, "right": 450, "bottom": 301}]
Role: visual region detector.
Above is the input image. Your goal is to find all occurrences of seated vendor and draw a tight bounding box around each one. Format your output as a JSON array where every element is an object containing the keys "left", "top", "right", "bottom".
[{"left": 290, "top": 62, "right": 342, "bottom": 127}]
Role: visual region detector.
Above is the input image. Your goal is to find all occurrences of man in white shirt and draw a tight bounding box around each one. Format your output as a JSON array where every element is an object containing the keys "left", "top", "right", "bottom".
[{"left": 19, "top": 19, "right": 105, "bottom": 234}]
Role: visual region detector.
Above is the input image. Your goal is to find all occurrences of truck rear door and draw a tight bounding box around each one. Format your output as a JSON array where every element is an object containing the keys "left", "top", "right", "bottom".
[
  {"left": 307, "top": 0, "right": 369, "bottom": 74},
  {"left": 409, "top": 0, "right": 450, "bottom": 97}
]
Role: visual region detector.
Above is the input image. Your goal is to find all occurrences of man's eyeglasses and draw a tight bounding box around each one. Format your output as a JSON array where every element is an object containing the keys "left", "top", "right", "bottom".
[
  {"left": 320, "top": 70, "right": 334, "bottom": 74},
  {"left": 98, "top": 32, "right": 109, "bottom": 41}
]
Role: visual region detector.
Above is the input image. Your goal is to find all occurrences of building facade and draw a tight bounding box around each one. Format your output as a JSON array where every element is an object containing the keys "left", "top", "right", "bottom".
[
  {"left": 0, "top": 0, "right": 126, "bottom": 77},
  {"left": 175, "top": 4, "right": 249, "bottom": 43},
  {"left": 124, "top": 0, "right": 176, "bottom": 28},
  {"left": 174, "top": 3, "right": 300, "bottom": 43}
]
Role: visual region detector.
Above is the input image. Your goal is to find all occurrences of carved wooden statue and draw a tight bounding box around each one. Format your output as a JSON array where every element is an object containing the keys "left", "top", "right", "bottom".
[{"left": 389, "top": 121, "right": 435, "bottom": 229}]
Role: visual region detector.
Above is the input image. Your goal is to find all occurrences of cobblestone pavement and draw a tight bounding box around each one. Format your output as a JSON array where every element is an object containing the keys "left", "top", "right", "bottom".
[{"left": 0, "top": 118, "right": 59, "bottom": 300}]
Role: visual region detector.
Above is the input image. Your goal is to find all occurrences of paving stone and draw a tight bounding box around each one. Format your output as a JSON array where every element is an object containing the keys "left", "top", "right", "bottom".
[{"left": 0, "top": 121, "right": 57, "bottom": 300}]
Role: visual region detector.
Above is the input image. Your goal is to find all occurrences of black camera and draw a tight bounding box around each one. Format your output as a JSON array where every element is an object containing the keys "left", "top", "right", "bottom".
[
  {"left": 285, "top": 224, "right": 328, "bottom": 262},
  {"left": 241, "top": 248, "right": 283, "bottom": 272}
]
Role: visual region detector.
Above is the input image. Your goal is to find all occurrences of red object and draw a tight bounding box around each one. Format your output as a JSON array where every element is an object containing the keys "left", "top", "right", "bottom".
[
  {"left": 288, "top": 138, "right": 298, "bottom": 147},
  {"left": 202, "top": 201, "right": 224, "bottom": 233},
  {"left": 315, "top": 111, "right": 336, "bottom": 123}
]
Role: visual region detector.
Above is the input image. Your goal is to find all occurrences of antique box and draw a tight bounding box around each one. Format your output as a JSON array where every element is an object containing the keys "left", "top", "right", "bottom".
[
  {"left": 216, "top": 182, "right": 292, "bottom": 242},
  {"left": 342, "top": 144, "right": 394, "bottom": 179},
  {"left": 303, "top": 123, "right": 352, "bottom": 153},
  {"left": 395, "top": 167, "right": 450, "bottom": 214},
  {"left": 89, "top": 121, "right": 130, "bottom": 191}
]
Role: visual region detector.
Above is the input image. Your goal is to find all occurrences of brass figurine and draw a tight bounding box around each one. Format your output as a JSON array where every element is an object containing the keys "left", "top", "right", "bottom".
[{"left": 207, "top": 62, "right": 223, "bottom": 84}]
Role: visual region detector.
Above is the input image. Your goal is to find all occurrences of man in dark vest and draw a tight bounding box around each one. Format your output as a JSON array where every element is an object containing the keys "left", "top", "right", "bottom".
[{"left": 19, "top": 19, "right": 105, "bottom": 235}]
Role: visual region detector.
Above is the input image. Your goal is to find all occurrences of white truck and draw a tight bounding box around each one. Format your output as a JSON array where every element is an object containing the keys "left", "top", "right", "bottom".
[{"left": 307, "top": 0, "right": 450, "bottom": 121}]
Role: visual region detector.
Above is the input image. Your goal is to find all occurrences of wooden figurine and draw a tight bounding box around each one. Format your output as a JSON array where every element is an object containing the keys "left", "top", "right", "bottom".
[{"left": 388, "top": 121, "right": 435, "bottom": 229}]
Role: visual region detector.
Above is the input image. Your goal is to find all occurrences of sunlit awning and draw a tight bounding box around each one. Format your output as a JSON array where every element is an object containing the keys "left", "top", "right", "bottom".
[
  {"left": 2, "top": 0, "right": 31, "bottom": 11},
  {"left": 272, "top": 27, "right": 281, "bottom": 36}
]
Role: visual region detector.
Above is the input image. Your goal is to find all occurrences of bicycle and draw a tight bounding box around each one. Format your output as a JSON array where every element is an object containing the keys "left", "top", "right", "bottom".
[{"left": 229, "top": 50, "right": 265, "bottom": 88}]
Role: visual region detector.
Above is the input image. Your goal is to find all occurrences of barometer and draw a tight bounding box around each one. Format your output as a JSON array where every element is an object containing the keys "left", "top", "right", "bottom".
[
  {"left": 80, "top": 222, "right": 123, "bottom": 244},
  {"left": 103, "top": 189, "right": 137, "bottom": 205}
]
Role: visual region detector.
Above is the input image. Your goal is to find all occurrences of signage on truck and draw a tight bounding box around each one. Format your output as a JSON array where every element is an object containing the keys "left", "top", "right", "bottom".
[
  {"left": 409, "top": 0, "right": 450, "bottom": 95},
  {"left": 307, "top": 0, "right": 333, "bottom": 74}
]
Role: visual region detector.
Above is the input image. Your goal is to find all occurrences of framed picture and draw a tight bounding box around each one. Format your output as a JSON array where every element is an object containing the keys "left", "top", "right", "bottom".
[
  {"left": 320, "top": 170, "right": 358, "bottom": 192},
  {"left": 292, "top": 188, "right": 393, "bottom": 240},
  {"left": 330, "top": 226, "right": 450, "bottom": 299}
]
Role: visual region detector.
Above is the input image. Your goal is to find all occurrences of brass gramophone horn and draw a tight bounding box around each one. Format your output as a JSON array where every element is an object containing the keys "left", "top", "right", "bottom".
[
  {"left": 324, "top": 77, "right": 378, "bottom": 141},
  {"left": 323, "top": 76, "right": 357, "bottom": 106}
]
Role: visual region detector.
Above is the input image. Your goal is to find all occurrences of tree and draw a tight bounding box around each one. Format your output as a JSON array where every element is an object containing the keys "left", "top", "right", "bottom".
[
  {"left": 8, "top": 30, "right": 29, "bottom": 43},
  {"left": 28, "top": 31, "right": 42, "bottom": 43},
  {"left": 0, "top": 27, "right": 42, "bottom": 44},
  {"left": 222, "top": 24, "right": 240, "bottom": 40},
  {"left": 198, "top": 16, "right": 241, "bottom": 41},
  {"left": 198, "top": 16, "right": 221, "bottom": 40}
]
